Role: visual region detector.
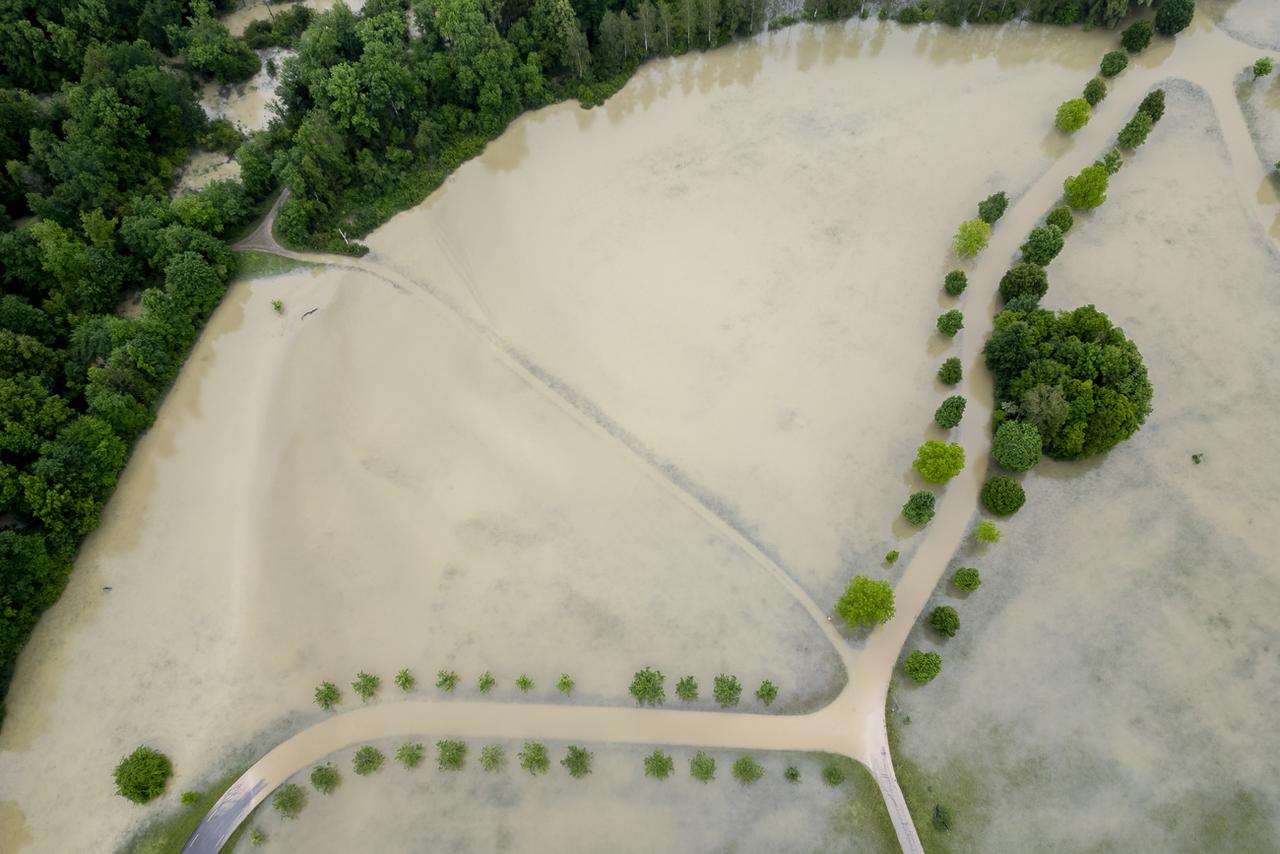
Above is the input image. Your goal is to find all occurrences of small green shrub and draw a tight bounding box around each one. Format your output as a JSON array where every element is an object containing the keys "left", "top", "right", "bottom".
[
  {"left": 114, "top": 747, "right": 173, "bottom": 804},
  {"left": 1117, "top": 110, "right": 1154, "bottom": 149},
  {"left": 993, "top": 420, "right": 1042, "bottom": 472},
  {"left": 953, "top": 218, "right": 991, "bottom": 258},
  {"left": 1095, "top": 148, "right": 1124, "bottom": 176},
  {"left": 1121, "top": 20, "right": 1152, "bottom": 53},
  {"left": 271, "top": 299, "right": 284, "bottom": 313},
  {"left": 1099, "top": 50, "right": 1128, "bottom": 77},
  {"left": 937, "top": 310, "right": 964, "bottom": 337},
  {"left": 953, "top": 567, "right": 981, "bottom": 592},
  {"left": 975, "top": 520, "right": 1002, "bottom": 544},
  {"left": 756, "top": 680, "right": 778, "bottom": 706},
  {"left": 713, "top": 674, "right": 742, "bottom": 707},
  {"left": 732, "top": 755, "right": 765, "bottom": 785},
  {"left": 1254, "top": 57, "right": 1274, "bottom": 78},
  {"left": 561, "top": 745, "right": 593, "bottom": 778},
  {"left": 478, "top": 671, "right": 497, "bottom": 693},
  {"left": 396, "top": 743, "right": 426, "bottom": 769},
  {"left": 885, "top": 549, "right": 900, "bottom": 565},
  {"left": 644, "top": 750, "right": 674, "bottom": 779},
  {"left": 785, "top": 766, "right": 801, "bottom": 783},
  {"left": 676, "top": 675, "right": 698, "bottom": 702},
  {"left": 835, "top": 576, "right": 896, "bottom": 628},
  {"left": 249, "top": 829, "right": 266, "bottom": 846},
  {"left": 352, "top": 746, "right": 385, "bottom": 776},
  {"left": 395, "top": 669, "right": 415, "bottom": 692},
  {"left": 630, "top": 667, "right": 665, "bottom": 706},
  {"left": 1020, "top": 224, "right": 1064, "bottom": 266},
  {"left": 1082, "top": 76, "right": 1107, "bottom": 106},
  {"left": 999, "top": 263, "right": 1049, "bottom": 304},
  {"left": 272, "top": 783, "right": 306, "bottom": 819},
  {"left": 519, "top": 742, "right": 550, "bottom": 775},
  {"left": 516, "top": 674, "right": 534, "bottom": 693},
  {"left": 902, "top": 491, "right": 937, "bottom": 526},
  {"left": 943, "top": 269, "right": 967, "bottom": 296},
  {"left": 1138, "top": 88, "right": 1166, "bottom": 122},
  {"left": 903, "top": 650, "right": 942, "bottom": 684},
  {"left": 437, "top": 740, "right": 466, "bottom": 771},
  {"left": 1155, "top": 0, "right": 1193, "bottom": 35},
  {"left": 977, "top": 191, "right": 1008, "bottom": 224},
  {"left": 314, "top": 681, "right": 341, "bottom": 711},
  {"left": 436, "top": 670, "right": 459, "bottom": 692},
  {"left": 352, "top": 671, "right": 380, "bottom": 703},
  {"left": 310, "top": 763, "right": 340, "bottom": 794},
  {"left": 480, "top": 745, "right": 505, "bottom": 771},
  {"left": 934, "top": 803, "right": 954, "bottom": 831},
  {"left": 557, "top": 673, "right": 575, "bottom": 695},
  {"left": 934, "top": 395, "right": 966, "bottom": 429},
  {"left": 690, "top": 751, "right": 717, "bottom": 782},
  {"left": 938, "top": 357, "right": 962, "bottom": 386},
  {"left": 823, "top": 764, "right": 847, "bottom": 786},
  {"left": 1055, "top": 98, "right": 1091, "bottom": 133},
  {"left": 981, "top": 476, "right": 1026, "bottom": 515},
  {"left": 180, "top": 791, "right": 200, "bottom": 806},
  {"left": 1064, "top": 164, "right": 1109, "bottom": 209},
  {"left": 913, "top": 440, "right": 965, "bottom": 484},
  {"left": 1045, "top": 205, "right": 1074, "bottom": 234},
  {"left": 929, "top": 605, "right": 960, "bottom": 638}
]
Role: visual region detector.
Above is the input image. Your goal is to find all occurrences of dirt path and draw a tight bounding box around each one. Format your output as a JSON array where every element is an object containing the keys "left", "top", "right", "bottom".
[{"left": 199, "top": 18, "right": 1275, "bottom": 854}]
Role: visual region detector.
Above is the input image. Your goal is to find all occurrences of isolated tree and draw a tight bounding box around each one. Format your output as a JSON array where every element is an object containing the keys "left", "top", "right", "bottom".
[
  {"left": 1117, "top": 110, "right": 1154, "bottom": 149},
  {"left": 395, "top": 669, "right": 415, "bottom": 692},
  {"left": 480, "top": 745, "right": 506, "bottom": 771},
  {"left": 690, "top": 751, "right": 716, "bottom": 782},
  {"left": 1063, "top": 164, "right": 1109, "bottom": 209},
  {"left": 944, "top": 270, "right": 967, "bottom": 296},
  {"left": 676, "top": 675, "right": 698, "bottom": 701},
  {"left": 953, "top": 218, "right": 991, "bottom": 258},
  {"left": 479, "top": 671, "right": 497, "bottom": 693},
  {"left": 630, "top": 667, "right": 665, "bottom": 705},
  {"left": 885, "top": 550, "right": 900, "bottom": 565},
  {"left": 937, "top": 310, "right": 964, "bottom": 337},
  {"left": 756, "top": 680, "right": 779, "bottom": 706},
  {"left": 1045, "top": 206, "right": 1074, "bottom": 234},
  {"left": 823, "top": 764, "right": 847, "bottom": 786},
  {"left": 1099, "top": 50, "right": 1128, "bottom": 77},
  {"left": 352, "top": 746, "right": 384, "bottom": 776},
  {"left": 1021, "top": 224, "right": 1064, "bottom": 266},
  {"left": 977, "top": 191, "right": 1008, "bottom": 224},
  {"left": 314, "top": 681, "right": 341, "bottom": 711},
  {"left": 1255, "top": 57, "right": 1275, "bottom": 78},
  {"left": 1055, "top": 98, "right": 1091, "bottom": 133},
  {"left": 732, "top": 755, "right": 765, "bottom": 784},
  {"left": 1121, "top": 20, "right": 1152, "bottom": 53},
  {"left": 938, "top": 358, "right": 962, "bottom": 386},
  {"left": 934, "top": 395, "right": 966, "bottom": 429},
  {"left": 557, "top": 673, "right": 575, "bottom": 695},
  {"left": 929, "top": 605, "right": 960, "bottom": 638},
  {"left": 785, "top": 766, "right": 801, "bottom": 783},
  {"left": 913, "top": 441, "right": 965, "bottom": 484},
  {"left": 516, "top": 674, "right": 534, "bottom": 693},
  {"left": 436, "top": 670, "right": 459, "bottom": 692},
  {"left": 396, "top": 743, "right": 426, "bottom": 769},
  {"left": 114, "top": 747, "right": 172, "bottom": 804},
  {"left": 1083, "top": 77, "right": 1107, "bottom": 106},
  {"left": 903, "top": 651, "right": 942, "bottom": 684},
  {"left": 981, "top": 476, "right": 1026, "bottom": 515},
  {"left": 1138, "top": 88, "right": 1166, "bottom": 122},
  {"left": 644, "top": 750, "right": 674, "bottom": 779},
  {"left": 1155, "top": 0, "right": 1194, "bottom": 35},
  {"left": 902, "top": 491, "right": 937, "bottom": 526},
  {"left": 437, "top": 740, "right": 467, "bottom": 771},
  {"left": 561, "top": 745, "right": 593, "bottom": 778},
  {"left": 352, "top": 671, "right": 380, "bottom": 702},
  {"left": 519, "top": 742, "right": 550, "bottom": 774},
  {"left": 713, "top": 673, "right": 743, "bottom": 707},
  {"left": 953, "top": 567, "right": 981, "bottom": 592},
  {"left": 975, "top": 521, "right": 1002, "bottom": 544},
  {"left": 835, "top": 576, "right": 896, "bottom": 628},
  {"left": 310, "top": 764, "right": 340, "bottom": 794},
  {"left": 272, "top": 784, "right": 306, "bottom": 819}
]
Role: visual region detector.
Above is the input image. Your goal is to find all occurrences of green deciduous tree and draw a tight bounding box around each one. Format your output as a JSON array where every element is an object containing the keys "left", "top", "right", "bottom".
[
  {"left": 395, "top": 669, "right": 415, "bottom": 691},
  {"left": 690, "top": 751, "right": 716, "bottom": 782},
  {"left": 981, "top": 476, "right": 1026, "bottom": 515},
  {"left": 676, "top": 675, "right": 698, "bottom": 702},
  {"left": 310, "top": 764, "right": 340, "bottom": 794},
  {"left": 557, "top": 673, "right": 575, "bottom": 695},
  {"left": 992, "top": 420, "right": 1042, "bottom": 472},
  {"left": 975, "top": 521, "right": 1002, "bottom": 544},
  {"left": 1063, "top": 164, "right": 1109, "bottom": 209},
  {"left": 352, "top": 671, "right": 381, "bottom": 702},
  {"left": 644, "top": 749, "right": 674, "bottom": 779},
  {"left": 314, "top": 681, "right": 341, "bottom": 711},
  {"left": 353, "top": 746, "right": 385, "bottom": 775},
  {"left": 823, "top": 764, "right": 847, "bottom": 786},
  {"left": 630, "top": 667, "right": 665, "bottom": 706},
  {"left": 1121, "top": 20, "right": 1152, "bottom": 53},
  {"left": 519, "top": 742, "right": 550, "bottom": 774},
  {"left": 713, "top": 673, "right": 742, "bottom": 707},
  {"left": 436, "top": 670, "right": 460, "bottom": 692},
  {"left": 1117, "top": 109, "right": 1153, "bottom": 149},
  {"left": 998, "top": 264, "right": 1049, "bottom": 308},
  {"left": 934, "top": 396, "right": 966, "bottom": 429},
  {"left": 480, "top": 745, "right": 505, "bottom": 771},
  {"left": 902, "top": 491, "right": 936, "bottom": 526},
  {"left": 835, "top": 576, "right": 896, "bottom": 628},
  {"left": 732, "top": 755, "right": 764, "bottom": 784},
  {"left": 1083, "top": 77, "right": 1107, "bottom": 106},
  {"left": 1046, "top": 206, "right": 1074, "bottom": 234},
  {"left": 1020, "top": 224, "right": 1064, "bottom": 266},
  {"left": 1099, "top": 50, "right": 1128, "bottom": 77},
  {"left": 977, "top": 191, "right": 1008, "bottom": 224},
  {"left": 1155, "top": 0, "right": 1194, "bottom": 35},
  {"left": 437, "top": 740, "right": 467, "bottom": 771},
  {"left": 1055, "top": 98, "right": 1091, "bottom": 133},
  {"left": 755, "top": 680, "right": 778, "bottom": 706},
  {"left": 272, "top": 783, "right": 306, "bottom": 819},
  {"left": 938, "top": 358, "right": 962, "bottom": 386},
  {"left": 944, "top": 270, "right": 967, "bottom": 296},
  {"left": 903, "top": 650, "right": 942, "bottom": 684},
  {"left": 929, "top": 605, "right": 960, "bottom": 637},
  {"left": 114, "top": 747, "right": 172, "bottom": 804},
  {"left": 953, "top": 218, "right": 991, "bottom": 258},
  {"left": 953, "top": 567, "right": 981, "bottom": 592},
  {"left": 937, "top": 310, "right": 964, "bottom": 337},
  {"left": 1254, "top": 57, "right": 1274, "bottom": 78},
  {"left": 1138, "top": 88, "right": 1166, "bottom": 122},
  {"left": 397, "top": 743, "right": 426, "bottom": 769},
  {"left": 913, "top": 441, "right": 965, "bottom": 483},
  {"left": 561, "top": 745, "right": 592, "bottom": 778}
]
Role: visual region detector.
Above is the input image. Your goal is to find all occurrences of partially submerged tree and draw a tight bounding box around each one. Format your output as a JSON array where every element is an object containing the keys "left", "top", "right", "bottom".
[{"left": 835, "top": 576, "right": 896, "bottom": 628}]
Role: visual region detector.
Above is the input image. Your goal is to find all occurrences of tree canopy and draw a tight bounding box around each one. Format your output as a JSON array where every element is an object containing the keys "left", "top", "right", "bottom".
[{"left": 835, "top": 576, "right": 896, "bottom": 628}]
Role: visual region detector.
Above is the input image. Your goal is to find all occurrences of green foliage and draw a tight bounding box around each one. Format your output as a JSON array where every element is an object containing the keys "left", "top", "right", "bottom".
[
  {"left": 975, "top": 521, "right": 1002, "bottom": 544},
  {"left": 1095, "top": 148, "right": 1125, "bottom": 176},
  {"left": 270, "top": 299, "right": 284, "bottom": 313},
  {"left": 630, "top": 667, "right": 665, "bottom": 706},
  {"left": 676, "top": 675, "right": 698, "bottom": 702},
  {"left": 1083, "top": 77, "right": 1107, "bottom": 107},
  {"left": 1254, "top": 58, "right": 1274, "bottom": 78},
  {"left": 436, "top": 670, "right": 460, "bottom": 692},
  {"left": 644, "top": 749, "right": 675, "bottom": 779},
  {"left": 1099, "top": 50, "right": 1128, "bottom": 78},
  {"left": 114, "top": 746, "right": 172, "bottom": 804},
  {"left": 913, "top": 441, "right": 965, "bottom": 484},
  {"left": 561, "top": 745, "right": 593, "bottom": 778},
  {"left": 180, "top": 13, "right": 261, "bottom": 85},
  {"left": 395, "top": 669, "right": 415, "bottom": 692},
  {"left": 953, "top": 218, "right": 992, "bottom": 258},
  {"left": 943, "top": 270, "right": 968, "bottom": 296},
  {"left": 310, "top": 763, "right": 340, "bottom": 794},
  {"left": 516, "top": 674, "right": 534, "bottom": 693},
  {"left": 981, "top": 476, "right": 1026, "bottom": 515},
  {"left": 903, "top": 650, "right": 942, "bottom": 684},
  {"left": 479, "top": 671, "right": 497, "bottom": 693},
  {"left": 1117, "top": 110, "right": 1154, "bottom": 149},
  {"left": 396, "top": 743, "right": 426, "bottom": 769},
  {"left": 249, "top": 829, "right": 266, "bottom": 846},
  {"left": 953, "top": 567, "right": 981, "bottom": 592},
  {"left": 835, "top": 576, "right": 896, "bottom": 628},
  {"left": 992, "top": 420, "right": 1042, "bottom": 472},
  {"left": 933, "top": 803, "right": 953, "bottom": 831},
  {"left": 1046, "top": 206, "right": 1074, "bottom": 235},
  {"left": 756, "top": 680, "right": 779, "bottom": 706},
  {"left": 1155, "top": 0, "right": 1194, "bottom": 35},
  {"left": 1020, "top": 224, "right": 1064, "bottom": 266},
  {"left": 937, "top": 310, "right": 964, "bottom": 338},
  {"left": 271, "top": 783, "right": 306, "bottom": 819},
  {"left": 1121, "top": 20, "right": 1152, "bottom": 53},
  {"left": 519, "top": 742, "right": 550, "bottom": 775},
  {"left": 1138, "top": 88, "right": 1166, "bottom": 122},
  {"left": 823, "top": 764, "right": 847, "bottom": 786},
  {"left": 352, "top": 746, "right": 385, "bottom": 776},
  {"left": 243, "top": 6, "right": 314, "bottom": 49},
  {"left": 1063, "top": 164, "right": 1109, "bottom": 209},
  {"left": 977, "top": 191, "right": 1008, "bottom": 224},
  {"left": 690, "top": 751, "right": 717, "bottom": 782},
  {"left": 557, "top": 673, "right": 575, "bottom": 695},
  {"left": 352, "top": 671, "right": 381, "bottom": 702},
  {"left": 934, "top": 396, "right": 967, "bottom": 429},
  {"left": 1055, "top": 98, "right": 1091, "bottom": 133},
  {"left": 998, "top": 263, "right": 1049, "bottom": 306},
  {"left": 713, "top": 673, "right": 743, "bottom": 707},
  {"left": 785, "top": 765, "right": 801, "bottom": 783},
  {"left": 732, "top": 755, "right": 765, "bottom": 784},
  {"left": 437, "top": 740, "right": 467, "bottom": 771},
  {"left": 885, "top": 550, "right": 900, "bottom": 566},
  {"left": 480, "top": 745, "right": 506, "bottom": 772},
  {"left": 929, "top": 606, "right": 960, "bottom": 638},
  {"left": 938, "top": 358, "right": 962, "bottom": 386},
  {"left": 902, "top": 491, "right": 937, "bottom": 526},
  {"left": 986, "top": 305, "right": 1152, "bottom": 459},
  {"left": 180, "top": 791, "right": 200, "bottom": 806}
]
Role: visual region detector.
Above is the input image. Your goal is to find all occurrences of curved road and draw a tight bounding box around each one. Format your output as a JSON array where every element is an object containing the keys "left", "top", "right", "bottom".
[{"left": 196, "top": 16, "right": 1275, "bottom": 854}]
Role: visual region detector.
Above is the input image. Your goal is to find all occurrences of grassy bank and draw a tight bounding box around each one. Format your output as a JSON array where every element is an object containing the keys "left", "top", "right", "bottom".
[{"left": 118, "top": 766, "right": 249, "bottom": 854}]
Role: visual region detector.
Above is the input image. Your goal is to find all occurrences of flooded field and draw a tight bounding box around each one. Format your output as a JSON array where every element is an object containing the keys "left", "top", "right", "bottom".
[{"left": 891, "top": 82, "right": 1280, "bottom": 853}]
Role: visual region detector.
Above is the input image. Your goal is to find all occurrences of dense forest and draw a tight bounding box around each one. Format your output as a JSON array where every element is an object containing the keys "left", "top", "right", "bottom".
[{"left": 0, "top": 0, "right": 1190, "bottom": 720}]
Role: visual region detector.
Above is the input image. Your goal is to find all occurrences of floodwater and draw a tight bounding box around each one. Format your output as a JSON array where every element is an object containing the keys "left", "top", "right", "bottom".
[
  {"left": 1, "top": 14, "right": 1276, "bottom": 854},
  {"left": 200, "top": 48, "right": 290, "bottom": 133},
  {"left": 173, "top": 150, "right": 243, "bottom": 195}
]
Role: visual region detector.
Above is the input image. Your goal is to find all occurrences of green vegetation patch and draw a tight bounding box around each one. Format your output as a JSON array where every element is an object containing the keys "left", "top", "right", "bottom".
[{"left": 118, "top": 764, "right": 250, "bottom": 854}]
